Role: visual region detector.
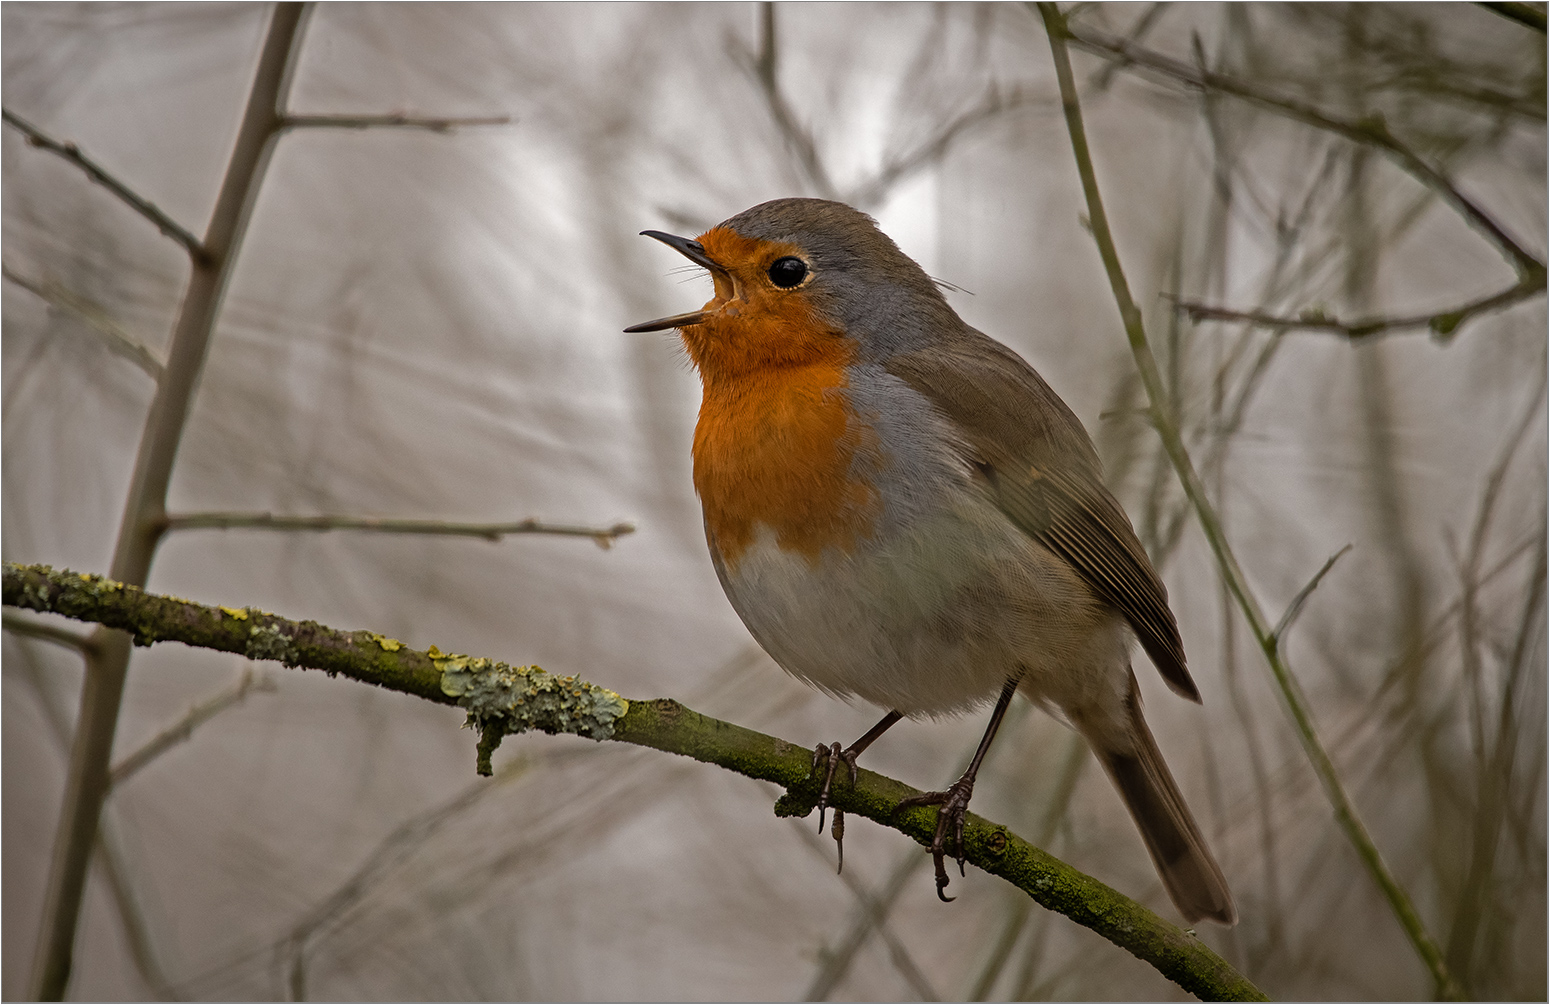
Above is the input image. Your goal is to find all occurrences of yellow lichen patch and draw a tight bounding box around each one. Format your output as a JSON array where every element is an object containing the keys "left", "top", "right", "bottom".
[
  {"left": 367, "top": 632, "right": 402, "bottom": 652},
  {"left": 427, "top": 644, "right": 446, "bottom": 658},
  {"left": 220, "top": 606, "right": 250, "bottom": 620}
]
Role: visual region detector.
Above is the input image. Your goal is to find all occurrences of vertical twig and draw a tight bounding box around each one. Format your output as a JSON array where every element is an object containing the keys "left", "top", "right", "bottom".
[
  {"left": 964, "top": 732, "right": 1086, "bottom": 1000},
  {"left": 9, "top": 638, "right": 177, "bottom": 998},
  {"left": 1034, "top": 4, "right": 1464, "bottom": 999},
  {"left": 28, "top": 6, "right": 309, "bottom": 999}
]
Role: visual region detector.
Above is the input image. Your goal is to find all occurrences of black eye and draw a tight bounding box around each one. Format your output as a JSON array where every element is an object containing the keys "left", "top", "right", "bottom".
[{"left": 767, "top": 257, "right": 808, "bottom": 288}]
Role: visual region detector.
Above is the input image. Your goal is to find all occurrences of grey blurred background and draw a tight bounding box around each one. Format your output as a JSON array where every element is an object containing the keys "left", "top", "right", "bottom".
[{"left": 3, "top": 2, "right": 1544, "bottom": 1000}]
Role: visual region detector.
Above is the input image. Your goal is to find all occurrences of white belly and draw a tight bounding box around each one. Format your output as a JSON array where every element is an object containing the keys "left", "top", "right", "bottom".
[{"left": 709, "top": 491, "right": 1134, "bottom": 719}]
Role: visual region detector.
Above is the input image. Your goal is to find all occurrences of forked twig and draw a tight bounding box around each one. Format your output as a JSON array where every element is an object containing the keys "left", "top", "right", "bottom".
[
  {"left": 2, "top": 108, "right": 209, "bottom": 264},
  {"left": 1174, "top": 277, "right": 1545, "bottom": 343}
]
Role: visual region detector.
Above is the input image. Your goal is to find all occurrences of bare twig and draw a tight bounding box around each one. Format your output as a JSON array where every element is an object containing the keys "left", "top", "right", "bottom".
[
  {"left": 109, "top": 668, "right": 275, "bottom": 789},
  {"left": 281, "top": 755, "right": 536, "bottom": 1000},
  {"left": 965, "top": 733, "right": 1086, "bottom": 1000},
  {"left": 1091, "top": 2, "right": 1170, "bottom": 91},
  {"left": 3, "top": 561, "right": 1269, "bottom": 1003},
  {"left": 281, "top": 113, "right": 511, "bottom": 133},
  {"left": 161, "top": 512, "right": 635, "bottom": 548},
  {"left": 1444, "top": 529, "right": 1545, "bottom": 991},
  {"left": 1174, "top": 276, "right": 1547, "bottom": 343},
  {"left": 2, "top": 108, "right": 209, "bottom": 264},
  {"left": 4, "top": 611, "right": 97, "bottom": 653},
  {"left": 1271, "top": 545, "right": 1353, "bottom": 646},
  {"left": 2, "top": 263, "right": 164, "bottom": 377},
  {"left": 1455, "top": 375, "right": 1546, "bottom": 767},
  {"left": 796, "top": 834, "right": 936, "bottom": 1001},
  {"left": 1058, "top": 17, "right": 1546, "bottom": 280},
  {"left": 846, "top": 84, "right": 1043, "bottom": 210},
  {"left": 1036, "top": 5, "right": 1463, "bottom": 998},
  {"left": 1476, "top": 1, "right": 1548, "bottom": 32},
  {"left": 28, "top": 7, "right": 309, "bottom": 999},
  {"left": 9, "top": 634, "right": 176, "bottom": 999},
  {"left": 731, "top": 3, "right": 841, "bottom": 200}
]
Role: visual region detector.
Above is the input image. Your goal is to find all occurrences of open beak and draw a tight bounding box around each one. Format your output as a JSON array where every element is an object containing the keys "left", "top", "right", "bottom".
[{"left": 624, "top": 230, "right": 720, "bottom": 332}]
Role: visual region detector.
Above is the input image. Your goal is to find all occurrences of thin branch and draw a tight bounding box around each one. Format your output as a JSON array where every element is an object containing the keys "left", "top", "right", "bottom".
[
  {"left": 2, "top": 108, "right": 210, "bottom": 264},
  {"left": 1091, "top": 2, "right": 1170, "bottom": 91},
  {"left": 1271, "top": 545, "right": 1353, "bottom": 646},
  {"left": 109, "top": 668, "right": 275, "bottom": 790},
  {"left": 1476, "top": 1, "right": 1548, "bottom": 32},
  {"left": 281, "top": 754, "right": 537, "bottom": 1000},
  {"left": 1058, "top": 17, "right": 1546, "bottom": 280},
  {"left": 280, "top": 113, "right": 511, "bottom": 133},
  {"left": 161, "top": 511, "right": 635, "bottom": 548},
  {"left": 1174, "top": 276, "right": 1547, "bottom": 343},
  {"left": 731, "top": 3, "right": 841, "bottom": 201},
  {"left": 2, "top": 263, "right": 164, "bottom": 377},
  {"left": 2, "top": 561, "right": 1269, "bottom": 1003},
  {"left": 846, "top": 84, "right": 1044, "bottom": 210},
  {"left": 9, "top": 633, "right": 177, "bottom": 999},
  {"left": 796, "top": 832, "right": 936, "bottom": 1001},
  {"left": 28, "top": 7, "right": 308, "bottom": 999},
  {"left": 965, "top": 732, "right": 1087, "bottom": 1000},
  {"left": 1036, "top": 5, "right": 1463, "bottom": 999},
  {"left": 4, "top": 611, "right": 97, "bottom": 653}
]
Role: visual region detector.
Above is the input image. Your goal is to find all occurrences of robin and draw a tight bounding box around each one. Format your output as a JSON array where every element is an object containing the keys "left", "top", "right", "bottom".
[{"left": 626, "top": 197, "right": 1235, "bottom": 925}]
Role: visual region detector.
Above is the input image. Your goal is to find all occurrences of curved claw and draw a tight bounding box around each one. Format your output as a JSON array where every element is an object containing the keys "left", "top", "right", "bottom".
[
  {"left": 813, "top": 741, "right": 862, "bottom": 872},
  {"left": 814, "top": 741, "right": 843, "bottom": 833},
  {"left": 898, "top": 778, "right": 975, "bottom": 900},
  {"left": 935, "top": 862, "right": 956, "bottom": 903}
]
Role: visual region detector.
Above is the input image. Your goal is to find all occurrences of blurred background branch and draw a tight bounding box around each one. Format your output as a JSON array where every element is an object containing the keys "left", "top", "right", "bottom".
[
  {"left": 1477, "top": 1, "right": 1548, "bottom": 32},
  {"left": 160, "top": 512, "right": 635, "bottom": 547},
  {"left": 280, "top": 113, "right": 512, "bottom": 132},
  {"left": 1, "top": 264, "right": 164, "bottom": 376},
  {"left": 1038, "top": 3, "right": 1464, "bottom": 997},
  {"left": 1174, "top": 275, "right": 1546, "bottom": 341},
  {"left": 1060, "top": 15, "right": 1546, "bottom": 278}
]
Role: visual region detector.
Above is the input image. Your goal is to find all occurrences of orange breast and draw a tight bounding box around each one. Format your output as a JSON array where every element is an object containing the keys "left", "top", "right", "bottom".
[
  {"left": 681, "top": 226, "right": 883, "bottom": 568},
  {"left": 691, "top": 346, "right": 880, "bottom": 570}
]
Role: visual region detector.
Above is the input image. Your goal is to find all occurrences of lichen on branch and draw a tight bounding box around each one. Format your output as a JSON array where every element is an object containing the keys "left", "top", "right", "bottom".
[
  {"left": 434, "top": 650, "right": 629, "bottom": 774},
  {"left": 1, "top": 561, "right": 1266, "bottom": 1002}
]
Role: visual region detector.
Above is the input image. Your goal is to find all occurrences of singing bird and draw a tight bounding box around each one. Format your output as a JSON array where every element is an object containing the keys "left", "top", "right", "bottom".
[{"left": 626, "top": 197, "right": 1234, "bottom": 925}]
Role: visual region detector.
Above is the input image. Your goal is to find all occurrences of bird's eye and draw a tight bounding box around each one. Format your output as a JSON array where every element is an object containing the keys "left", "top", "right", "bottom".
[{"left": 767, "top": 257, "right": 808, "bottom": 288}]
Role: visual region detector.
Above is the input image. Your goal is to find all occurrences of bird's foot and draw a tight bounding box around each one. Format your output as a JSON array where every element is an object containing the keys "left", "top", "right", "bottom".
[
  {"left": 812, "top": 742, "right": 859, "bottom": 872},
  {"left": 897, "top": 776, "right": 976, "bottom": 902}
]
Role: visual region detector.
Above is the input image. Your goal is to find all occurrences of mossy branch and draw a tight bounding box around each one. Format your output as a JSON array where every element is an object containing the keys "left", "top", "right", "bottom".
[{"left": 2, "top": 561, "right": 1268, "bottom": 1003}]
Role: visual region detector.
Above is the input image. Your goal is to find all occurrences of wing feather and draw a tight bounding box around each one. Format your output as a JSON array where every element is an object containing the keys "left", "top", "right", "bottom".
[{"left": 886, "top": 334, "right": 1198, "bottom": 702}]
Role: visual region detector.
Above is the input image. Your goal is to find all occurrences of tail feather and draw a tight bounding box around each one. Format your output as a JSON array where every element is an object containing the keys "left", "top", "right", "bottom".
[{"left": 1089, "top": 678, "right": 1237, "bottom": 926}]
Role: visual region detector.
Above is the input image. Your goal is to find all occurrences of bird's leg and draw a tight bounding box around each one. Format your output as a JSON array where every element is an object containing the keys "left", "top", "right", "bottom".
[
  {"left": 897, "top": 677, "right": 1019, "bottom": 902},
  {"left": 813, "top": 709, "right": 904, "bottom": 871}
]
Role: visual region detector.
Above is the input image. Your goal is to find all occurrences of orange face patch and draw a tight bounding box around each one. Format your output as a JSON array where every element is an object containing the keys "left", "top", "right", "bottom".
[{"left": 683, "top": 228, "right": 880, "bottom": 567}]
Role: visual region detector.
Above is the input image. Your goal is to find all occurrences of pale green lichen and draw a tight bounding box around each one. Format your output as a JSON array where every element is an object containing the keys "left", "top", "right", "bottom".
[
  {"left": 436, "top": 652, "right": 629, "bottom": 775},
  {"left": 246, "top": 623, "right": 299, "bottom": 665}
]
